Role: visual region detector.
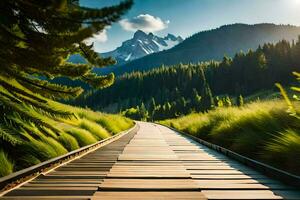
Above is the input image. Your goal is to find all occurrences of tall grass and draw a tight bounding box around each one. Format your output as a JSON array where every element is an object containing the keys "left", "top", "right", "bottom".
[
  {"left": 79, "top": 119, "right": 111, "bottom": 139},
  {"left": 160, "top": 100, "right": 300, "bottom": 175},
  {"left": 0, "top": 150, "right": 14, "bottom": 177},
  {"left": 66, "top": 127, "right": 97, "bottom": 146},
  {"left": 40, "top": 136, "right": 68, "bottom": 156},
  {"left": 17, "top": 154, "right": 41, "bottom": 171},
  {"left": 96, "top": 114, "right": 134, "bottom": 134},
  {"left": 264, "top": 129, "right": 300, "bottom": 175},
  {"left": 77, "top": 110, "right": 134, "bottom": 134},
  {"left": 58, "top": 132, "right": 80, "bottom": 151},
  {"left": 0, "top": 79, "right": 134, "bottom": 177}
]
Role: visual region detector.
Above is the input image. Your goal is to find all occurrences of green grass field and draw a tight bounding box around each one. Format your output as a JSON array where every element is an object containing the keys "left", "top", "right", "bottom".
[
  {"left": 160, "top": 100, "right": 300, "bottom": 175},
  {"left": 0, "top": 76, "right": 134, "bottom": 177},
  {"left": 0, "top": 103, "right": 134, "bottom": 177}
]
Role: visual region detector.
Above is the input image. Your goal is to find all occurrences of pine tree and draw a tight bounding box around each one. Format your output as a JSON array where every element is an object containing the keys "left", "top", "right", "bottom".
[
  {"left": 237, "top": 95, "right": 244, "bottom": 107},
  {"left": 177, "top": 97, "right": 187, "bottom": 114},
  {"left": 224, "top": 96, "right": 232, "bottom": 107},
  {"left": 199, "top": 65, "right": 214, "bottom": 111},
  {"left": 148, "top": 97, "right": 156, "bottom": 121},
  {"left": 216, "top": 96, "right": 223, "bottom": 107},
  {"left": 0, "top": 0, "right": 132, "bottom": 139},
  {"left": 0, "top": 0, "right": 132, "bottom": 96},
  {"left": 139, "top": 103, "right": 149, "bottom": 121},
  {"left": 191, "top": 88, "right": 201, "bottom": 111}
]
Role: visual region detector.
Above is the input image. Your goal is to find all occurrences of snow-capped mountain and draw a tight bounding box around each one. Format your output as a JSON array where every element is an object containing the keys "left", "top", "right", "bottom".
[{"left": 101, "top": 30, "right": 183, "bottom": 64}]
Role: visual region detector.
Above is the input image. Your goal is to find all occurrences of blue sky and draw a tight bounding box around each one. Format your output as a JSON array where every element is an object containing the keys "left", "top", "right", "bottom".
[{"left": 81, "top": 0, "right": 300, "bottom": 52}]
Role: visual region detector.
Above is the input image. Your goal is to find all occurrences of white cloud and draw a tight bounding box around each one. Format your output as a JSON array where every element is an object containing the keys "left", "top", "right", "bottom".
[
  {"left": 93, "top": 29, "right": 108, "bottom": 42},
  {"left": 84, "top": 27, "right": 110, "bottom": 47},
  {"left": 120, "top": 14, "right": 169, "bottom": 33}
]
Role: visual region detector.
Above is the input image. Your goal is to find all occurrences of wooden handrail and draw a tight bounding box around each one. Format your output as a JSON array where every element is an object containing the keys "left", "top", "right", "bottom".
[
  {"left": 156, "top": 123, "right": 300, "bottom": 188},
  {"left": 0, "top": 123, "right": 139, "bottom": 192}
]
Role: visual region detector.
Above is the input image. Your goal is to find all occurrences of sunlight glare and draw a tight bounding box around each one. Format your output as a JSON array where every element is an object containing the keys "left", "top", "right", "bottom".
[{"left": 291, "top": 0, "right": 300, "bottom": 5}]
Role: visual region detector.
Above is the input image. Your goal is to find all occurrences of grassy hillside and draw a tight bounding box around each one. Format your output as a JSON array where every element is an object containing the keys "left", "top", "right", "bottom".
[
  {"left": 0, "top": 76, "right": 134, "bottom": 178},
  {"left": 160, "top": 100, "right": 300, "bottom": 175}
]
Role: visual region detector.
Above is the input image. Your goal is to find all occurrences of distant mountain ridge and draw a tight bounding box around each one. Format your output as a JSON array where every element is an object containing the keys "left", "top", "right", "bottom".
[
  {"left": 101, "top": 30, "right": 183, "bottom": 64},
  {"left": 68, "top": 30, "right": 183, "bottom": 74},
  {"left": 104, "top": 23, "right": 300, "bottom": 75}
]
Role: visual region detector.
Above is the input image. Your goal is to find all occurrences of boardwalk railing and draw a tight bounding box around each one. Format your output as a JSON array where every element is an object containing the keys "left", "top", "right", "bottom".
[
  {"left": 158, "top": 123, "right": 300, "bottom": 188},
  {"left": 0, "top": 123, "right": 139, "bottom": 192}
]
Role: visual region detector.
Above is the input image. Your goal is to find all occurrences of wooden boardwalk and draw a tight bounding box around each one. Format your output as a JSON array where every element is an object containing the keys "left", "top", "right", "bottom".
[{"left": 1, "top": 122, "right": 300, "bottom": 199}]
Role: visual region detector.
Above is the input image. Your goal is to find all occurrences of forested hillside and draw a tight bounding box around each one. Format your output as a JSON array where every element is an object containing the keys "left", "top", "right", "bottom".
[
  {"left": 74, "top": 38, "right": 300, "bottom": 120},
  {"left": 0, "top": 0, "right": 134, "bottom": 177},
  {"left": 107, "top": 23, "right": 300, "bottom": 75}
]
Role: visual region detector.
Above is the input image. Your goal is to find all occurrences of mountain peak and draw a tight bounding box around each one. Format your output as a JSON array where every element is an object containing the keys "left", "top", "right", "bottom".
[
  {"left": 102, "top": 31, "right": 183, "bottom": 64},
  {"left": 164, "top": 33, "right": 183, "bottom": 42},
  {"left": 165, "top": 33, "right": 176, "bottom": 40},
  {"left": 133, "top": 30, "right": 147, "bottom": 39},
  {"left": 148, "top": 32, "right": 154, "bottom": 38}
]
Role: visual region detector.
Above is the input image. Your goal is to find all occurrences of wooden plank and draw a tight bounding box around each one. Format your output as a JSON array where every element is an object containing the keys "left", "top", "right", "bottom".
[
  {"left": 191, "top": 174, "right": 269, "bottom": 179},
  {"left": 196, "top": 182, "right": 292, "bottom": 190},
  {"left": 1, "top": 125, "right": 137, "bottom": 199},
  {"left": 2, "top": 122, "right": 300, "bottom": 200},
  {"left": 99, "top": 179, "right": 199, "bottom": 190},
  {"left": 194, "top": 179, "right": 281, "bottom": 184},
  {"left": 202, "top": 190, "right": 283, "bottom": 199},
  {"left": 4, "top": 187, "right": 97, "bottom": 196},
  {"left": 92, "top": 191, "right": 207, "bottom": 200},
  {"left": 1, "top": 196, "right": 91, "bottom": 199}
]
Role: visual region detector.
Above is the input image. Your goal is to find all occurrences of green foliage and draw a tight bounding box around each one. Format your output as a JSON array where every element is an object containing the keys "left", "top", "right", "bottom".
[
  {"left": 0, "top": 80, "right": 133, "bottom": 177},
  {"left": 148, "top": 98, "right": 156, "bottom": 121},
  {"left": 97, "top": 114, "right": 134, "bottom": 133},
  {"left": 0, "top": 0, "right": 132, "bottom": 98},
  {"left": 79, "top": 119, "right": 111, "bottom": 140},
  {"left": 22, "top": 138, "right": 58, "bottom": 161},
  {"left": 0, "top": 1, "right": 135, "bottom": 178},
  {"left": 58, "top": 132, "right": 80, "bottom": 151},
  {"left": 123, "top": 108, "right": 140, "bottom": 120},
  {"left": 40, "top": 136, "right": 68, "bottom": 156},
  {"left": 276, "top": 83, "right": 297, "bottom": 117},
  {"left": 191, "top": 89, "right": 202, "bottom": 112},
  {"left": 160, "top": 100, "right": 300, "bottom": 175},
  {"left": 108, "top": 24, "right": 300, "bottom": 75},
  {"left": 200, "top": 65, "right": 214, "bottom": 111},
  {"left": 0, "top": 1, "right": 133, "bottom": 142},
  {"left": 78, "top": 38, "right": 300, "bottom": 120},
  {"left": 237, "top": 95, "right": 244, "bottom": 107},
  {"left": 0, "top": 125, "right": 22, "bottom": 146},
  {"left": 276, "top": 71, "right": 300, "bottom": 118},
  {"left": 17, "top": 155, "right": 41, "bottom": 170},
  {"left": 0, "top": 150, "right": 14, "bottom": 177},
  {"left": 139, "top": 103, "right": 149, "bottom": 121},
  {"left": 66, "top": 127, "right": 98, "bottom": 147},
  {"left": 264, "top": 130, "right": 300, "bottom": 175}
]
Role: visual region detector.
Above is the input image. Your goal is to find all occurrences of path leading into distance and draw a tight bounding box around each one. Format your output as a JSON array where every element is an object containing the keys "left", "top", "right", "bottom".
[{"left": 1, "top": 122, "right": 300, "bottom": 199}]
